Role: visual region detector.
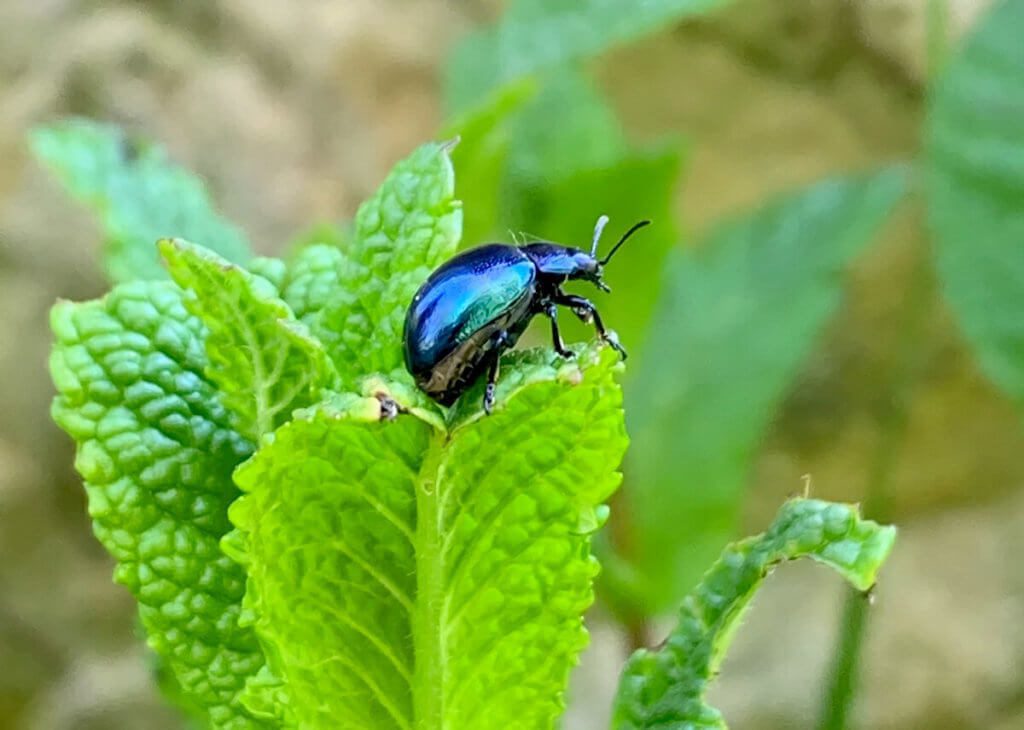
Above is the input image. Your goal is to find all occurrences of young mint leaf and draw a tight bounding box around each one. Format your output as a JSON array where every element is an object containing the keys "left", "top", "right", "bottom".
[
  {"left": 158, "top": 239, "right": 336, "bottom": 442},
  {"left": 611, "top": 498, "right": 897, "bottom": 729},
  {"left": 30, "top": 119, "right": 251, "bottom": 283},
  {"left": 247, "top": 256, "right": 288, "bottom": 291},
  {"left": 927, "top": 0, "right": 1024, "bottom": 406},
  {"left": 226, "top": 343, "right": 627, "bottom": 729},
  {"left": 624, "top": 169, "right": 907, "bottom": 614},
  {"left": 314, "top": 142, "right": 462, "bottom": 385},
  {"left": 280, "top": 244, "right": 346, "bottom": 323},
  {"left": 445, "top": 0, "right": 727, "bottom": 111},
  {"left": 49, "top": 281, "right": 268, "bottom": 728}
]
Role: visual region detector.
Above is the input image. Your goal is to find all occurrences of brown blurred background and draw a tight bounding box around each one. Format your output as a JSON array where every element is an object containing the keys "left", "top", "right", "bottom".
[{"left": 1, "top": 1, "right": 1021, "bottom": 728}]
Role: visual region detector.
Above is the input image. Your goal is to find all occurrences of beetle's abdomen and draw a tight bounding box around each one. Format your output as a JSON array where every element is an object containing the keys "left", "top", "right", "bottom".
[{"left": 403, "top": 245, "right": 536, "bottom": 402}]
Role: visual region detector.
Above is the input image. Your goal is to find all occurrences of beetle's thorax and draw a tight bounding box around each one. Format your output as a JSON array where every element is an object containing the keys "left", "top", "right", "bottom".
[{"left": 520, "top": 242, "right": 600, "bottom": 281}]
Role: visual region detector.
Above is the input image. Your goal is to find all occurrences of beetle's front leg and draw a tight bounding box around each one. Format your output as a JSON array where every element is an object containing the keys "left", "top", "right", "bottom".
[
  {"left": 544, "top": 303, "right": 575, "bottom": 359},
  {"left": 554, "top": 293, "right": 628, "bottom": 360}
]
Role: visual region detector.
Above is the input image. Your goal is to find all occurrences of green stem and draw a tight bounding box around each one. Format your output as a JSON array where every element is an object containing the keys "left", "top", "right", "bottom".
[
  {"left": 817, "top": 225, "right": 934, "bottom": 730},
  {"left": 413, "top": 432, "right": 447, "bottom": 729}
]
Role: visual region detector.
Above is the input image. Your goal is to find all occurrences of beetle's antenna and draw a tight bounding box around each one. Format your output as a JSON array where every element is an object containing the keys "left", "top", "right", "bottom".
[
  {"left": 590, "top": 215, "right": 610, "bottom": 257},
  {"left": 600, "top": 219, "right": 651, "bottom": 265}
]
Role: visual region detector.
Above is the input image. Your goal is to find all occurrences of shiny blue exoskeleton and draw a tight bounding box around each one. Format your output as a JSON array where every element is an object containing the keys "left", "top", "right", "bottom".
[{"left": 403, "top": 216, "right": 650, "bottom": 413}]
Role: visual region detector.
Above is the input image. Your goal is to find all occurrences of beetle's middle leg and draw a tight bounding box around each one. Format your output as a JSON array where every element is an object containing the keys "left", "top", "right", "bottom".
[
  {"left": 482, "top": 330, "right": 511, "bottom": 415},
  {"left": 544, "top": 303, "right": 575, "bottom": 359},
  {"left": 483, "top": 353, "right": 500, "bottom": 415},
  {"left": 553, "top": 293, "right": 628, "bottom": 360}
]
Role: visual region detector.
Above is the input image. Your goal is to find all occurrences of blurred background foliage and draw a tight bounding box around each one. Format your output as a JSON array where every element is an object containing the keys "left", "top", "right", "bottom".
[{"left": 1, "top": 1, "right": 1023, "bottom": 729}]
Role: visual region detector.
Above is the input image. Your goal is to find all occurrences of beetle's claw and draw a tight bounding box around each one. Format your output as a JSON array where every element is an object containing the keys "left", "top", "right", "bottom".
[
  {"left": 483, "top": 384, "right": 496, "bottom": 415},
  {"left": 556, "top": 347, "right": 576, "bottom": 360},
  {"left": 572, "top": 306, "right": 593, "bottom": 324},
  {"left": 376, "top": 394, "right": 400, "bottom": 421},
  {"left": 604, "top": 331, "right": 628, "bottom": 360}
]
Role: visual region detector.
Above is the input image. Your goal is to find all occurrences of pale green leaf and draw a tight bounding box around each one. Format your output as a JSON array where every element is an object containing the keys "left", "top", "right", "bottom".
[
  {"left": 927, "top": 0, "right": 1024, "bottom": 405},
  {"left": 227, "top": 344, "right": 627, "bottom": 729},
  {"left": 314, "top": 143, "right": 462, "bottom": 385},
  {"left": 30, "top": 119, "right": 251, "bottom": 282},
  {"left": 49, "top": 281, "right": 268, "bottom": 728},
  {"left": 611, "top": 498, "right": 897, "bottom": 729},
  {"left": 159, "top": 239, "right": 335, "bottom": 442},
  {"left": 445, "top": 0, "right": 726, "bottom": 111},
  {"left": 624, "top": 169, "right": 907, "bottom": 612}
]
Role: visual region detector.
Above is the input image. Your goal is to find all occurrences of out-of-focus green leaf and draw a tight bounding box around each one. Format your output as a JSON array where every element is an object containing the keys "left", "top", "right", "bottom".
[
  {"left": 30, "top": 119, "right": 251, "bottom": 282},
  {"left": 494, "top": 69, "right": 684, "bottom": 359},
  {"left": 623, "top": 169, "right": 907, "bottom": 613},
  {"left": 538, "top": 144, "right": 683, "bottom": 362},
  {"left": 611, "top": 499, "right": 897, "bottom": 729},
  {"left": 443, "top": 79, "right": 537, "bottom": 244},
  {"left": 445, "top": 0, "right": 727, "bottom": 112},
  {"left": 927, "top": 0, "right": 1024, "bottom": 405},
  {"left": 503, "top": 70, "right": 627, "bottom": 220},
  {"left": 284, "top": 221, "right": 350, "bottom": 258}
]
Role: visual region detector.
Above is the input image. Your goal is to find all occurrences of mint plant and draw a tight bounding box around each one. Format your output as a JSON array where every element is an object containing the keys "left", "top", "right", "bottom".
[
  {"left": 42, "top": 118, "right": 897, "bottom": 728},
  {"left": 612, "top": 498, "right": 896, "bottom": 728}
]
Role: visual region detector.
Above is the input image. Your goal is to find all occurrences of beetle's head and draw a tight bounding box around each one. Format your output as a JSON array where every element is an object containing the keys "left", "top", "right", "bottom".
[{"left": 582, "top": 216, "right": 651, "bottom": 292}]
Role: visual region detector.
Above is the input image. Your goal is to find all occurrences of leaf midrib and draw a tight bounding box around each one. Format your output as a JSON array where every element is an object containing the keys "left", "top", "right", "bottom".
[{"left": 413, "top": 429, "right": 449, "bottom": 730}]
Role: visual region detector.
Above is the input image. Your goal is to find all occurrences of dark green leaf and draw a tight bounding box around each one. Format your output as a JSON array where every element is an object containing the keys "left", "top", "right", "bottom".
[
  {"left": 624, "top": 169, "right": 907, "bottom": 612},
  {"left": 927, "top": 0, "right": 1024, "bottom": 405},
  {"left": 612, "top": 499, "right": 897, "bottom": 729},
  {"left": 445, "top": 0, "right": 727, "bottom": 112}
]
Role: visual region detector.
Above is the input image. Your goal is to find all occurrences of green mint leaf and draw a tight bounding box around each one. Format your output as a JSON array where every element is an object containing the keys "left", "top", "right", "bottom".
[
  {"left": 30, "top": 119, "right": 251, "bottom": 283},
  {"left": 159, "top": 239, "right": 336, "bottom": 442},
  {"left": 445, "top": 0, "right": 727, "bottom": 111},
  {"left": 315, "top": 142, "right": 462, "bottom": 385},
  {"left": 247, "top": 256, "right": 288, "bottom": 291},
  {"left": 49, "top": 281, "right": 267, "bottom": 728},
  {"left": 625, "top": 169, "right": 907, "bottom": 613},
  {"left": 280, "top": 243, "right": 346, "bottom": 323},
  {"left": 611, "top": 498, "right": 897, "bottom": 729},
  {"left": 927, "top": 0, "right": 1024, "bottom": 405},
  {"left": 227, "top": 343, "right": 627, "bottom": 729}
]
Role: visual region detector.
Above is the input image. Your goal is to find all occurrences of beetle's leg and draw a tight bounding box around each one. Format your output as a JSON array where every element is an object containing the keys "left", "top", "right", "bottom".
[
  {"left": 483, "top": 353, "right": 500, "bottom": 415},
  {"left": 482, "top": 330, "right": 511, "bottom": 415},
  {"left": 554, "top": 293, "right": 628, "bottom": 360},
  {"left": 544, "top": 303, "right": 575, "bottom": 359}
]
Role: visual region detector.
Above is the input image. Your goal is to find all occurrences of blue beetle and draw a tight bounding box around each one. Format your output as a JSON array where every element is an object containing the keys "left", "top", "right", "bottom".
[{"left": 403, "top": 216, "right": 650, "bottom": 413}]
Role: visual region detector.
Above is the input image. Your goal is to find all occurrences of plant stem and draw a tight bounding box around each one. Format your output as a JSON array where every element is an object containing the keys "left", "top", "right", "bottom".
[
  {"left": 413, "top": 433, "right": 447, "bottom": 729},
  {"left": 816, "top": 226, "right": 934, "bottom": 730}
]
